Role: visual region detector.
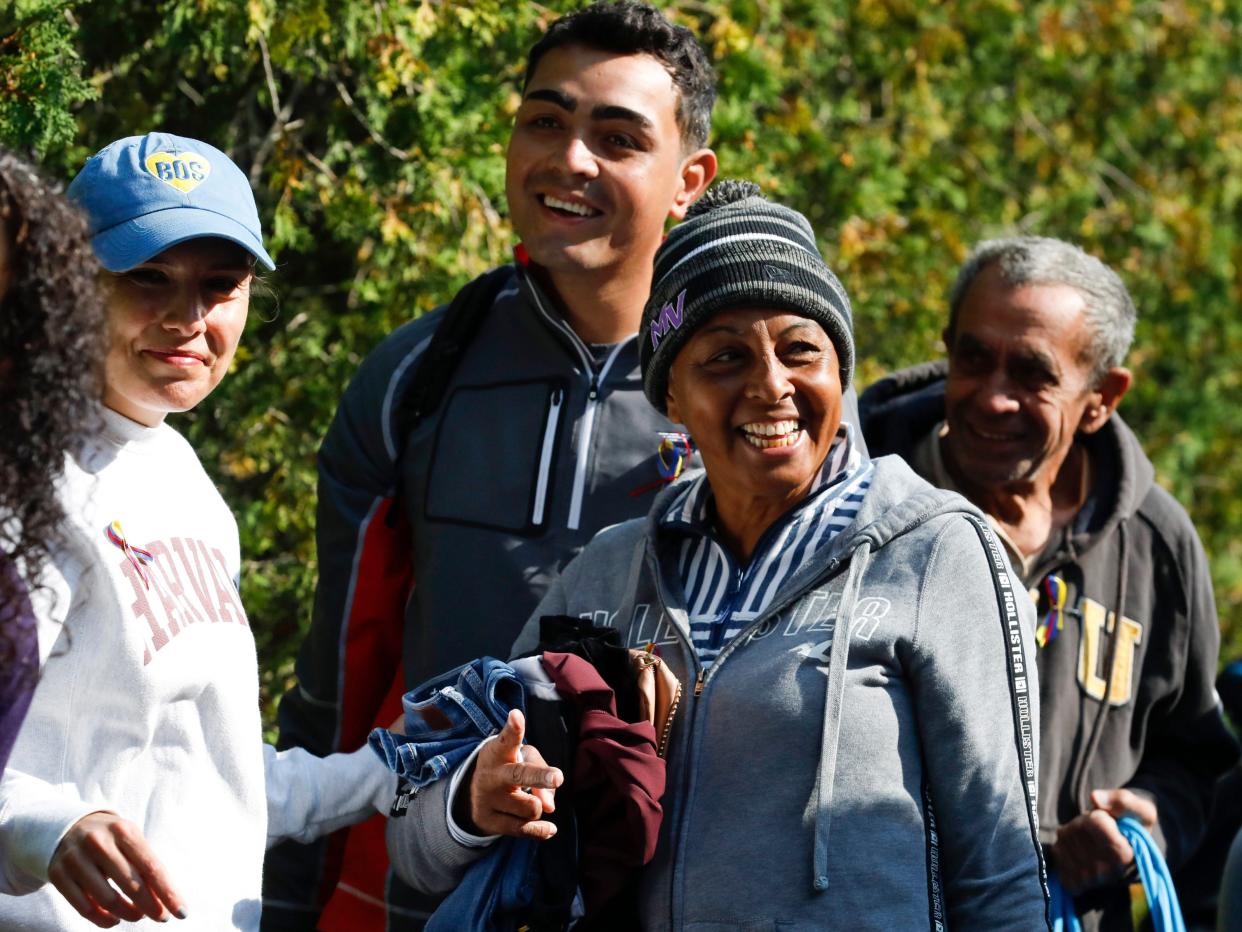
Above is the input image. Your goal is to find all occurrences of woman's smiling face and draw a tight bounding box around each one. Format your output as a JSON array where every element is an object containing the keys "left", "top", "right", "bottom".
[
  {"left": 102, "top": 237, "right": 252, "bottom": 426},
  {"left": 665, "top": 306, "right": 842, "bottom": 510}
]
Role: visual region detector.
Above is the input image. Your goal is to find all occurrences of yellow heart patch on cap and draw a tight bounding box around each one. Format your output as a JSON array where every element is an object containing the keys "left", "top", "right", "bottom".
[{"left": 144, "top": 151, "right": 212, "bottom": 193}]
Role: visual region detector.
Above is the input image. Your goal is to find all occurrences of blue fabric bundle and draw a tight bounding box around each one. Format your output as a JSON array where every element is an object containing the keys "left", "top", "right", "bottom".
[
  {"left": 369, "top": 656, "right": 537, "bottom": 932},
  {"left": 369, "top": 656, "right": 524, "bottom": 789},
  {"left": 425, "top": 835, "right": 539, "bottom": 932}
]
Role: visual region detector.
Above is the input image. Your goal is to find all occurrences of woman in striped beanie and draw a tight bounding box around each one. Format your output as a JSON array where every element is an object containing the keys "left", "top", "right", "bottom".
[{"left": 397, "top": 180, "right": 1051, "bottom": 929}]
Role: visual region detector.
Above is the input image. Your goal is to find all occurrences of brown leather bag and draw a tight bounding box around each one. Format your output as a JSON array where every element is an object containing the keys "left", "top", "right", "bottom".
[{"left": 628, "top": 649, "right": 683, "bottom": 758}]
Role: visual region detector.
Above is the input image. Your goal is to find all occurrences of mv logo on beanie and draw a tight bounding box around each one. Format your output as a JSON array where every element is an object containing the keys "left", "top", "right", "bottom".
[
  {"left": 144, "top": 151, "right": 211, "bottom": 193},
  {"left": 649, "top": 289, "right": 687, "bottom": 350}
]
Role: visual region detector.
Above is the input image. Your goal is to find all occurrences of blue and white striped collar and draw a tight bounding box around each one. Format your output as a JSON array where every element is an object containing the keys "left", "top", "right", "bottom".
[{"left": 661, "top": 423, "right": 863, "bottom": 532}]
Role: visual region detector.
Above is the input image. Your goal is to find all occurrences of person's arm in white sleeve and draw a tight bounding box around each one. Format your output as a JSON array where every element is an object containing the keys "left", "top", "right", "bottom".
[
  {"left": 0, "top": 766, "right": 100, "bottom": 894},
  {"left": 0, "top": 768, "right": 186, "bottom": 925},
  {"left": 264, "top": 742, "right": 397, "bottom": 848}
]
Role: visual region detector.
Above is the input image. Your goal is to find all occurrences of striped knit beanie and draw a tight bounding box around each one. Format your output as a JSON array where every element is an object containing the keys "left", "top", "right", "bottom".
[{"left": 639, "top": 180, "right": 855, "bottom": 413}]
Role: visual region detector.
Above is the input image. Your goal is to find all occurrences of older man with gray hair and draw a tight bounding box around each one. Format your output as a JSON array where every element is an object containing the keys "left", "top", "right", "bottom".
[{"left": 861, "top": 236, "right": 1238, "bottom": 930}]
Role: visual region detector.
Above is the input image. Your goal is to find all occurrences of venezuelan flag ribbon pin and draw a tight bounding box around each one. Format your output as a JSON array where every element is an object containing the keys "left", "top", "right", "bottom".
[
  {"left": 656, "top": 432, "right": 692, "bottom": 481},
  {"left": 1036, "top": 573, "right": 1067, "bottom": 648},
  {"left": 630, "top": 432, "right": 695, "bottom": 496},
  {"left": 105, "top": 520, "right": 154, "bottom": 589}
]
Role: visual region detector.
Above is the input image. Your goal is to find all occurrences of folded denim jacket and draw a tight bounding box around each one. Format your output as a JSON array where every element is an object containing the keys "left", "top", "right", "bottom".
[{"left": 369, "top": 655, "right": 525, "bottom": 789}]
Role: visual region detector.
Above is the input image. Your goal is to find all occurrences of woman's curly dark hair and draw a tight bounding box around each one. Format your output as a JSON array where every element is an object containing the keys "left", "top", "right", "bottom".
[{"left": 0, "top": 147, "right": 106, "bottom": 681}]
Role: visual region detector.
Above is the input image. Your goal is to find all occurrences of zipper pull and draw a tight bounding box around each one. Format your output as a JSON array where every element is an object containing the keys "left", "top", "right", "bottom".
[
  {"left": 694, "top": 670, "right": 705, "bottom": 697},
  {"left": 390, "top": 781, "right": 418, "bottom": 817},
  {"left": 588, "top": 375, "right": 600, "bottom": 401}
]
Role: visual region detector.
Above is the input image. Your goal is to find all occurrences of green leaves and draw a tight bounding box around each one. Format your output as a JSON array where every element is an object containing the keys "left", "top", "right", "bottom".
[{"left": 0, "top": 1, "right": 96, "bottom": 157}]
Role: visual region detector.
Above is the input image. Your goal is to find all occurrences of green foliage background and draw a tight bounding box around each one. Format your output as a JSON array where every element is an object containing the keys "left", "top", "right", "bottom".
[{"left": 4, "top": 0, "right": 1240, "bottom": 728}]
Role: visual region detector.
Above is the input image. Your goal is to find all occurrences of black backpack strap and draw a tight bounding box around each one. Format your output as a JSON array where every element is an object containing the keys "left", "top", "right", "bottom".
[
  {"left": 394, "top": 265, "right": 515, "bottom": 444},
  {"left": 385, "top": 266, "right": 515, "bottom": 521}
]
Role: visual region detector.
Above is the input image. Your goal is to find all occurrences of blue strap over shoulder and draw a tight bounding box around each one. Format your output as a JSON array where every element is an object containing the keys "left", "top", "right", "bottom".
[{"left": 1047, "top": 815, "right": 1185, "bottom": 932}]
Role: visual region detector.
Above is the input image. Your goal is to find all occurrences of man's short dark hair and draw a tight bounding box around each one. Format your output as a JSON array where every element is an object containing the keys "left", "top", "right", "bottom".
[{"left": 524, "top": 1, "right": 717, "bottom": 151}]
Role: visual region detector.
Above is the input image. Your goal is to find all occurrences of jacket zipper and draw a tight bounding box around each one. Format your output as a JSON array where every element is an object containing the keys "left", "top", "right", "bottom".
[
  {"left": 567, "top": 341, "right": 626, "bottom": 530},
  {"left": 662, "top": 551, "right": 846, "bottom": 928},
  {"left": 520, "top": 276, "right": 635, "bottom": 533},
  {"left": 524, "top": 276, "right": 595, "bottom": 373},
  {"left": 641, "top": 547, "right": 703, "bottom": 932},
  {"left": 530, "top": 386, "right": 563, "bottom": 527}
]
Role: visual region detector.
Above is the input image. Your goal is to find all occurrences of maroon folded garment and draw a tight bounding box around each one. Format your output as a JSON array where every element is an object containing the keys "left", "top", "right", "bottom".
[{"left": 541, "top": 651, "right": 666, "bottom": 917}]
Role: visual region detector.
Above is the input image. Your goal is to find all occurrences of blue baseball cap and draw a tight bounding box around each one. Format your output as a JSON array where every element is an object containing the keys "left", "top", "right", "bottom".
[{"left": 67, "top": 132, "right": 275, "bottom": 272}]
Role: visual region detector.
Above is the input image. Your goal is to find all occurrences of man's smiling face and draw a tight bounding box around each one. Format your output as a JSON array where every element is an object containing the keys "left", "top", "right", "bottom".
[
  {"left": 505, "top": 44, "right": 703, "bottom": 277},
  {"left": 942, "top": 264, "right": 1102, "bottom": 491}
]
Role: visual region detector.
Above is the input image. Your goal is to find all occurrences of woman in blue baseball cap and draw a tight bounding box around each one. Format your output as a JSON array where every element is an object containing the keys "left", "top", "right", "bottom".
[{"left": 0, "top": 134, "right": 391, "bottom": 930}]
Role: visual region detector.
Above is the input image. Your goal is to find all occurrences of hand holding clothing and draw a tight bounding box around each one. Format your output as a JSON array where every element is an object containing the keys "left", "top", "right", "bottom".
[
  {"left": 48, "top": 810, "right": 186, "bottom": 927},
  {"left": 465, "top": 709, "right": 562, "bottom": 840},
  {"left": 1052, "top": 787, "right": 1159, "bottom": 893}
]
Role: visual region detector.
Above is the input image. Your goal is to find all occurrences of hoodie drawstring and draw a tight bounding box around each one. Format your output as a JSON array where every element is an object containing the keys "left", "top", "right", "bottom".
[
  {"left": 622, "top": 538, "right": 647, "bottom": 619},
  {"left": 1073, "top": 518, "right": 1130, "bottom": 812},
  {"left": 812, "top": 540, "right": 873, "bottom": 893}
]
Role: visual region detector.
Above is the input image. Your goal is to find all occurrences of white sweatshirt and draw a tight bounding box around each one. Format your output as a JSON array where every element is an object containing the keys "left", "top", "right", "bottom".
[{"left": 0, "top": 408, "right": 393, "bottom": 930}]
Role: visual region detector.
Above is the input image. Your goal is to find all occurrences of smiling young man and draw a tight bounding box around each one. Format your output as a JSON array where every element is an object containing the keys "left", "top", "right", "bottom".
[
  {"left": 261, "top": 5, "right": 725, "bottom": 928},
  {"left": 861, "top": 236, "right": 1239, "bottom": 930}
]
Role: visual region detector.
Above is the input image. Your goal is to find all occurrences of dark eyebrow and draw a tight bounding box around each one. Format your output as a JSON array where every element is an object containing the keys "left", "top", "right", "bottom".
[
  {"left": 778, "top": 321, "right": 818, "bottom": 339},
  {"left": 524, "top": 89, "right": 576, "bottom": 111},
  {"left": 590, "top": 104, "right": 653, "bottom": 129},
  {"left": 701, "top": 323, "right": 744, "bottom": 336},
  {"left": 953, "top": 333, "right": 991, "bottom": 354},
  {"left": 1012, "top": 347, "right": 1060, "bottom": 378}
]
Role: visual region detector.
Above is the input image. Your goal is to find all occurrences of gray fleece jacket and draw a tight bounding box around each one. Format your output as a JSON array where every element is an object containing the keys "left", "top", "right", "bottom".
[{"left": 389, "top": 455, "right": 1050, "bottom": 930}]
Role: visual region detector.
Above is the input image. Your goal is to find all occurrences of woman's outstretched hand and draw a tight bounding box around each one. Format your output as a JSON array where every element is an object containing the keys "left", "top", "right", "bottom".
[
  {"left": 465, "top": 708, "right": 563, "bottom": 840},
  {"left": 48, "top": 811, "right": 186, "bottom": 927}
]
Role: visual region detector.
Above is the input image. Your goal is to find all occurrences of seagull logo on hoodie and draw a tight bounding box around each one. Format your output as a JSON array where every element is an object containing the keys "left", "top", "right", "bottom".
[{"left": 791, "top": 596, "right": 891, "bottom": 670}]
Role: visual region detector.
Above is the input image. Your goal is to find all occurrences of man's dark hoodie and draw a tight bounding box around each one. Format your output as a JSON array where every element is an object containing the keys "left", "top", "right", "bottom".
[{"left": 861, "top": 361, "right": 1239, "bottom": 930}]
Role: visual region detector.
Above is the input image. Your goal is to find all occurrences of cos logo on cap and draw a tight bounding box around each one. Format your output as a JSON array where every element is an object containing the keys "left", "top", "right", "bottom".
[{"left": 144, "top": 152, "right": 211, "bottom": 193}]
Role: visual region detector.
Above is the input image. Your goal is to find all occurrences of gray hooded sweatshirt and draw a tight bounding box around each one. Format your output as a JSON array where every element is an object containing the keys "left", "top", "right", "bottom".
[{"left": 390, "top": 455, "right": 1050, "bottom": 930}]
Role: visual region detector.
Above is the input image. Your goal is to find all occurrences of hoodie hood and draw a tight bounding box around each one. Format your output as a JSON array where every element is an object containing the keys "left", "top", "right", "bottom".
[
  {"left": 1064, "top": 411, "right": 1153, "bottom": 552},
  {"left": 827, "top": 456, "right": 977, "bottom": 555},
  {"left": 646, "top": 448, "right": 987, "bottom": 591}
]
